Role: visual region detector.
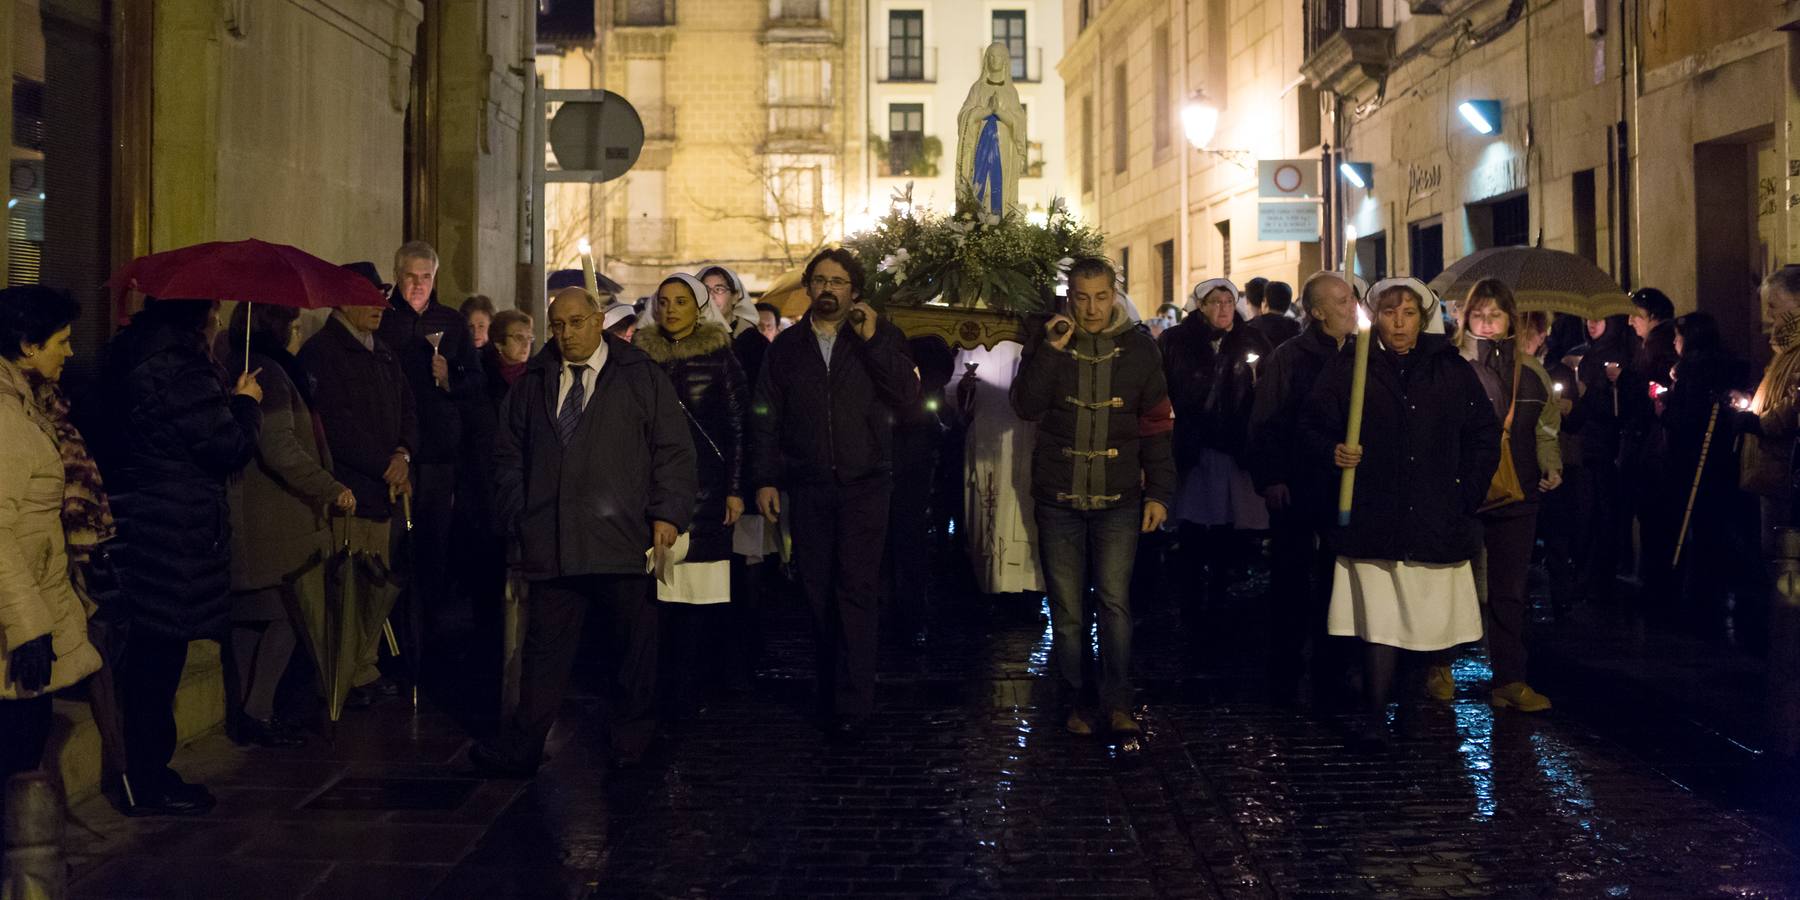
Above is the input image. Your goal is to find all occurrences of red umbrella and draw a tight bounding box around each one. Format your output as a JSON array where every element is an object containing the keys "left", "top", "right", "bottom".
[{"left": 108, "top": 239, "right": 390, "bottom": 371}]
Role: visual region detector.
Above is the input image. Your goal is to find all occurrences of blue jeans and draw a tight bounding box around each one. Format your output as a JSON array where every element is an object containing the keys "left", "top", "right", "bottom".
[{"left": 1035, "top": 502, "right": 1140, "bottom": 712}]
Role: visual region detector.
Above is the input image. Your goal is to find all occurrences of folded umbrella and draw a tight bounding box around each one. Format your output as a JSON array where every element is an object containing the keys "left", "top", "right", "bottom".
[{"left": 1427, "top": 246, "right": 1634, "bottom": 320}]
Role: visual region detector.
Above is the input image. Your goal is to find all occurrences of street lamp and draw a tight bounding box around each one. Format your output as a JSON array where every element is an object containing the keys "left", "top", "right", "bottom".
[
  {"left": 1181, "top": 91, "right": 1252, "bottom": 168},
  {"left": 1181, "top": 92, "right": 1220, "bottom": 150},
  {"left": 1457, "top": 100, "right": 1502, "bottom": 136},
  {"left": 1338, "top": 162, "right": 1372, "bottom": 190}
]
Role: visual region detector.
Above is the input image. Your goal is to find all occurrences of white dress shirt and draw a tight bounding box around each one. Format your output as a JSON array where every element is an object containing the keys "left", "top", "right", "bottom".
[{"left": 555, "top": 341, "right": 609, "bottom": 414}]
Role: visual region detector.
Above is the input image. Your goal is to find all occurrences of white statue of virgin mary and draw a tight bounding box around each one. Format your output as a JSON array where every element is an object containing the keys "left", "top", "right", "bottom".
[{"left": 956, "top": 42, "right": 1029, "bottom": 215}]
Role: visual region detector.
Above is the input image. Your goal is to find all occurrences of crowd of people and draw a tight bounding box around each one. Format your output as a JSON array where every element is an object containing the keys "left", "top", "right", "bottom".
[{"left": 2, "top": 241, "right": 1796, "bottom": 818}]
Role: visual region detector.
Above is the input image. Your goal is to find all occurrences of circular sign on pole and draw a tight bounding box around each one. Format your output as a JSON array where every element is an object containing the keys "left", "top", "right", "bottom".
[
  {"left": 548, "top": 90, "right": 645, "bottom": 182},
  {"left": 1273, "top": 164, "right": 1303, "bottom": 194}
]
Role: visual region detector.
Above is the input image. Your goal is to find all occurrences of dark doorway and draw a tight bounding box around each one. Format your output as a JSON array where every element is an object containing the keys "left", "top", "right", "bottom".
[
  {"left": 1409, "top": 218, "right": 1444, "bottom": 284},
  {"left": 1467, "top": 191, "right": 1530, "bottom": 251},
  {"left": 1694, "top": 140, "right": 1763, "bottom": 363}
]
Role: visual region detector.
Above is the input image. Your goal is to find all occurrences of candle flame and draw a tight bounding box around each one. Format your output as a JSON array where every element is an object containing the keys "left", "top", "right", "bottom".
[
  {"left": 577, "top": 237, "right": 592, "bottom": 255},
  {"left": 1553, "top": 383, "right": 1564, "bottom": 394},
  {"left": 1245, "top": 352, "right": 1260, "bottom": 364},
  {"left": 1356, "top": 307, "right": 1371, "bottom": 330},
  {"left": 1345, "top": 225, "right": 1358, "bottom": 242}
]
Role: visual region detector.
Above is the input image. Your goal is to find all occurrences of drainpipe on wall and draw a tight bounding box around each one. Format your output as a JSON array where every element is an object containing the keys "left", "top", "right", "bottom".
[
  {"left": 1177, "top": 0, "right": 1192, "bottom": 291},
  {"left": 517, "top": 3, "right": 538, "bottom": 317}
]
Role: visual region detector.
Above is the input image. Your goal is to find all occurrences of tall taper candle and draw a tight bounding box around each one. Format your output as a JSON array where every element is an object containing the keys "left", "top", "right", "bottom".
[
  {"left": 1336, "top": 226, "right": 1368, "bottom": 527},
  {"left": 578, "top": 237, "right": 598, "bottom": 297}
]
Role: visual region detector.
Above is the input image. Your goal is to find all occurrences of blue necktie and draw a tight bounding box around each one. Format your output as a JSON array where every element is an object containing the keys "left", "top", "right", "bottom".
[{"left": 557, "top": 364, "right": 585, "bottom": 444}]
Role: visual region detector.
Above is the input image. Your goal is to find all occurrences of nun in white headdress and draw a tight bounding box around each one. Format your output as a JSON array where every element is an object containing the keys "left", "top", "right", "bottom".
[
  {"left": 1298, "top": 274, "right": 1498, "bottom": 746},
  {"left": 696, "top": 264, "right": 763, "bottom": 338},
  {"left": 1162, "top": 278, "right": 1274, "bottom": 601}
]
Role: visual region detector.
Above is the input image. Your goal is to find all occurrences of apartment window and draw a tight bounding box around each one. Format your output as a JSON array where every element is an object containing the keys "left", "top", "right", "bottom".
[
  {"left": 888, "top": 103, "right": 925, "bottom": 176},
  {"left": 1119, "top": 245, "right": 1132, "bottom": 292},
  {"left": 1467, "top": 192, "right": 1529, "bottom": 251},
  {"left": 778, "top": 0, "right": 823, "bottom": 20},
  {"left": 1112, "top": 64, "right": 1128, "bottom": 174},
  {"left": 1153, "top": 26, "right": 1172, "bottom": 153},
  {"left": 1081, "top": 96, "right": 1095, "bottom": 193},
  {"left": 1409, "top": 218, "right": 1444, "bottom": 284},
  {"left": 1216, "top": 220, "right": 1232, "bottom": 278},
  {"left": 768, "top": 58, "right": 831, "bottom": 135},
  {"left": 888, "top": 11, "right": 924, "bottom": 81},
  {"left": 993, "top": 11, "right": 1027, "bottom": 81},
  {"left": 618, "top": 0, "right": 671, "bottom": 27},
  {"left": 1156, "top": 240, "right": 1176, "bottom": 309}
]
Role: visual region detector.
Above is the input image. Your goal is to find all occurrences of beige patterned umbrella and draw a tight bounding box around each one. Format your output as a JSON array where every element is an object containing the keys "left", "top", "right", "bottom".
[{"left": 1428, "top": 247, "right": 1633, "bottom": 319}]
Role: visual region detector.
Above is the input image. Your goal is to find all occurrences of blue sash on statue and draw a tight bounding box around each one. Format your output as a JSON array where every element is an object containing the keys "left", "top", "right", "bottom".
[{"left": 973, "top": 114, "right": 1004, "bottom": 213}]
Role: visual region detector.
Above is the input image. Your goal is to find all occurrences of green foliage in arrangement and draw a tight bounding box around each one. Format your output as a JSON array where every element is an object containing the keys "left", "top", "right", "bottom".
[{"left": 843, "top": 183, "right": 1105, "bottom": 314}]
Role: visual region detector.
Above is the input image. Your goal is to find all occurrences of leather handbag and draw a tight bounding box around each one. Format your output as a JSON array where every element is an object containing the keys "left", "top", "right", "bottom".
[{"left": 1480, "top": 346, "right": 1526, "bottom": 512}]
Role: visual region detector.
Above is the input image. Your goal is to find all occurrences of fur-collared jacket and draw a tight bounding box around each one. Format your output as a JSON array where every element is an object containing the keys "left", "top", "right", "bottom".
[{"left": 634, "top": 323, "right": 747, "bottom": 562}]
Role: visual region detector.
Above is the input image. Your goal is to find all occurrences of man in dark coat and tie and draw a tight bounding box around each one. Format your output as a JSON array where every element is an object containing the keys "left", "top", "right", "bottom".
[{"left": 471, "top": 287, "right": 697, "bottom": 776}]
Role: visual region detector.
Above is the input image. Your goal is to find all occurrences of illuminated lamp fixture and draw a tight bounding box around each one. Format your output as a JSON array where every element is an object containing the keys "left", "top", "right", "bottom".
[
  {"left": 1458, "top": 100, "right": 1502, "bottom": 136},
  {"left": 1180, "top": 91, "right": 1252, "bottom": 169},
  {"left": 1338, "top": 162, "right": 1372, "bottom": 190}
]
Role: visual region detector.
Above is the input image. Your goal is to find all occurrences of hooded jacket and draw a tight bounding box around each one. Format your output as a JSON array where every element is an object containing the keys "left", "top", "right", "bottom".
[
  {"left": 493, "top": 333, "right": 698, "bottom": 580},
  {"left": 748, "top": 313, "right": 919, "bottom": 489},
  {"left": 0, "top": 358, "right": 102, "bottom": 698},
  {"left": 1012, "top": 304, "right": 1176, "bottom": 512},
  {"left": 634, "top": 321, "right": 747, "bottom": 562},
  {"left": 97, "top": 313, "right": 262, "bottom": 640},
  {"left": 1300, "top": 331, "right": 1500, "bottom": 564}
]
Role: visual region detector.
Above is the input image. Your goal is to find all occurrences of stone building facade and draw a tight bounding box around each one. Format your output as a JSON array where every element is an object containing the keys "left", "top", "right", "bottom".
[
  {"left": 1058, "top": 0, "right": 1323, "bottom": 313},
  {"left": 541, "top": 0, "right": 869, "bottom": 301},
  {"left": 3, "top": 0, "right": 537, "bottom": 364}
]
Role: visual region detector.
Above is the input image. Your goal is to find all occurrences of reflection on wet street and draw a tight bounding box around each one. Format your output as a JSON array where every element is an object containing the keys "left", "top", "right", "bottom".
[{"left": 65, "top": 570, "right": 1800, "bottom": 898}]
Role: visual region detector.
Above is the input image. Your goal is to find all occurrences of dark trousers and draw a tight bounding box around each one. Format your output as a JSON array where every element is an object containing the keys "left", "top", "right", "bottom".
[
  {"left": 790, "top": 480, "right": 891, "bottom": 721},
  {"left": 1579, "top": 462, "right": 1626, "bottom": 603},
  {"left": 1036, "top": 502, "right": 1139, "bottom": 712},
  {"left": 122, "top": 630, "right": 190, "bottom": 786},
  {"left": 0, "top": 694, "right": 54, "bottom": 779},
  {"left": 1476, "top": 508, "right": 1538, "bottom": 686},
  {"left": 1265, "top": 505, "right": 1339, "bottom": 701},
  {"left": 883, "top": 455, "right": 936, "bottom": 637},
  {"left": 494, "top": 574, "right": 658, "bottom": 764},
  {"left": 410, "top": 462, "right": 459, "bottom": 644}
]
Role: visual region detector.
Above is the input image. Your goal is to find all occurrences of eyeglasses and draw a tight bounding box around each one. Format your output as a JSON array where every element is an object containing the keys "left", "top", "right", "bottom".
[
  {"left": 548, "top": 315, "right": 593, "bottom": 333},
  {"left": 502, "top": 331, "right": 532, "bottom": 344},
  {"left": 1200, "top": 297, "right": 1235, "bottom": 309},
  {"left": 810, "top": 277, "right": 852, "bottom": 290},
  {"left": 706, "top": 285, "right": 734, "bottom": 296}
]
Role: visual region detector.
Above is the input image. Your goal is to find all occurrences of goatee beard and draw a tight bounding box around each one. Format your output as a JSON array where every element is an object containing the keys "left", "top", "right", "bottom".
[{"left": 813, "top": 293, "right": 841, "bottom": 316}]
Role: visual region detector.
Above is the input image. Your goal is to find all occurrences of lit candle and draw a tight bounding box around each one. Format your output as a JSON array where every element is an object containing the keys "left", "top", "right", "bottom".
[
  {"left": 1337, "top": 304, "right": 1373, "bottom": 527},
  {"left": 578, "top": 237, "right": 598, "bottom": 298},
  {"left": 1337, "top": 226, "right": 1367, "bottom": 527}
]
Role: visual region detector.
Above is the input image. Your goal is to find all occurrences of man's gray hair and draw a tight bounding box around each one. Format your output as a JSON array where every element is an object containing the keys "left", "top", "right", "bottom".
[
  {"left": 394, "top": 240, "right": 439, "bottom": 273},
  {"left": 1765, "top": 264, "right": 1800, "bottom": 298}
]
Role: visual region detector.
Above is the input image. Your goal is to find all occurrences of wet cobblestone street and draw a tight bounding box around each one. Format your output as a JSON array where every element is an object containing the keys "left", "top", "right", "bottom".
[{"left": 64, "top": 568, "right": 1800, "bottom": 899}]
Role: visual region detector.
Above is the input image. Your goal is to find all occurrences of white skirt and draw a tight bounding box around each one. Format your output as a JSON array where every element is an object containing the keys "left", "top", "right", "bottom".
[
  {"left": 1326, "top": 557, "right": 1483, "bottom": 651},
  {"left": 656, "top": 560, "right": 732, "bottom": 605}
]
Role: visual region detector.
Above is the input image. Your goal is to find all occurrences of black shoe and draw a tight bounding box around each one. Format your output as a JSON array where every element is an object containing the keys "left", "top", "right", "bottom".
[
  {"left": 344, "top": 686, "right": 376, "bottom": 709},
  {"left": 236, "top": 715, "right": 306, "bottom": 748},
  {"left": 121, "top": 776, "right": 216, "bottom": 817},
  {"left": 468, "top": 742, "right": 538, "bottom": 779},
  {"left": 371, "top": 677, "right": 403, "bottom": 698}
]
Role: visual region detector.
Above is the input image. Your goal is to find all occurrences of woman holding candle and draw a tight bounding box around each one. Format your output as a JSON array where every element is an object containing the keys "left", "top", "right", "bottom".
[
  {"left": 1301, "top": 278, "right": 1500, "bottom": 748},
  {"left": 1450, "top": 279, "right": 1562, "bottom": 712},
  {"left": 1162, "top": 279, "right": 1273, "bottom": 621},
  {"left": 636, "top": 273, "right": 747, "bottom": 718}
]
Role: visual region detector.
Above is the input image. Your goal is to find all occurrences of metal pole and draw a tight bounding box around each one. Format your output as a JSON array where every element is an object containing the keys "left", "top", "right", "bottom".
[{"left": 1671, "top": 402, "right": 1720, "bottom": 568}]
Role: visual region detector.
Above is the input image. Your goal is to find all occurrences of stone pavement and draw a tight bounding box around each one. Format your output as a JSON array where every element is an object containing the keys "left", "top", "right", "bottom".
[{"left": 61, "top": 562, "right": 1800, "bottom": 899}]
